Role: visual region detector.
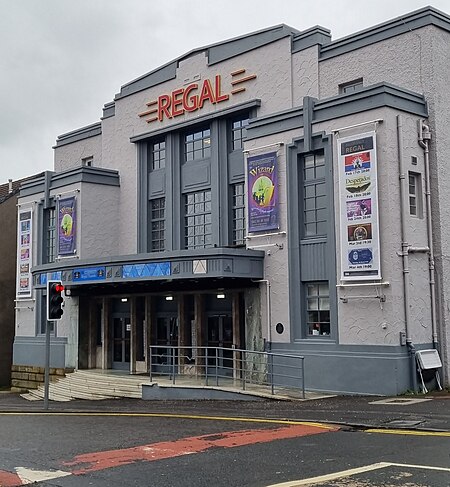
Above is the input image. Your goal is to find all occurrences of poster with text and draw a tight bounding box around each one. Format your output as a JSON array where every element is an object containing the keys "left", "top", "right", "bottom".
[
  {"left": 16, "top": 209, "right": 32, "bottom": 298},
  {"left": 337, "top": 131, "right": 381, "bottom": 281},
  {"left": 247, "top": 151, "right": 279, "bottom": 232},
  {"left": 57, "top": 196, "right": 77, "bottom": 256}
]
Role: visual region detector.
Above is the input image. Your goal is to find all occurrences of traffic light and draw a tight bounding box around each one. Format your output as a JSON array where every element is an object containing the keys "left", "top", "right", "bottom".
[{"left": 47, "top": 280, "right": 64, "bottom": 321}]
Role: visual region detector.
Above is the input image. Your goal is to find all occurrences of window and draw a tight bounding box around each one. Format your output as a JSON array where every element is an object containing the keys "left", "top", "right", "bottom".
[
  {"left": 303, "top": 152, "right": 327, "bottom": 237},
  {"left": 81, "top": 156, "right": 93, "bottom": 167},
  {"left": 151, "top": 141, "right": 166, "bottom": 170},
  {"left": 339, "top": 78, "right": 363, "bottom": 94},
  {"left": 408, "top": 172, "right": 423, "bottom": 218},
  {"left": 46, "top": 207, "right": 56, "bottom": 263},
  {"left": 306, "top": 282, "right": 330, "bottom": 337},
  {"left": 150, "top": 198, "right": 165, "bottom": 251},
  {"left": 185, "top": 190, "right": 212, "bottom": 249},
  {"left": 232, "top": 183, "right": 246, "bottom": 245},
  {"left": 185, "top": 128, "right": 211, "bottom": 161},
  {"left": 231, "top": 118, "right": 249, "bottom": 151}
]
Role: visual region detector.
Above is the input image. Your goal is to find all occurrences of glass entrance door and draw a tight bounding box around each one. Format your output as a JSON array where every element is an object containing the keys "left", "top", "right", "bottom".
[
  {"left": 112, "top": 315, "right": 131, "bottom": 369},
  {"left": 154, "top": 315, "right": 178, "bottom": 371},
  {"left": 207, "top": 314, "right": 233, "bottom": 374}
]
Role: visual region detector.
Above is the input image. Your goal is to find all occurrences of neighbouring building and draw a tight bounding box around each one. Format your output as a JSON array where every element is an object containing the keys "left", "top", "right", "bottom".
[
  {"left": 1, "top": 175, "right": 45, "bottom": 387},
  {"left": 13, "top": 6, "right": 450, "bottom": 395}
]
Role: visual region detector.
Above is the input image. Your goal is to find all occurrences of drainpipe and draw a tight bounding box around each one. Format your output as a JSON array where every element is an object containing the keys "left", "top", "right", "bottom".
[
  {"left": 397, "top": 115, "right": 418, "bottom": 392},
  {"left": 418, "top": 121, "right": 438, "bottom": 352}
]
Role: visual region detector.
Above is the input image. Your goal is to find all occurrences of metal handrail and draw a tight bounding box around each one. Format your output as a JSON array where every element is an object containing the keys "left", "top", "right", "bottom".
[{"left": 148, "top": 345, "right": 305, "bottom": 398}]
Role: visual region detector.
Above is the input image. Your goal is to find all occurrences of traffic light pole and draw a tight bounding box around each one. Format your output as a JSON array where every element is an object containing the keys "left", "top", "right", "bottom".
[{"left": 44, "top": 320, "right": 51, "bottom": 410}]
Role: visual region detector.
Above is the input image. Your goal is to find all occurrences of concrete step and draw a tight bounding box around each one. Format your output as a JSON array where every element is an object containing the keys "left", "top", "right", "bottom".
[{"left": 21, "top": 370, "right": 146, "bottom": 402}]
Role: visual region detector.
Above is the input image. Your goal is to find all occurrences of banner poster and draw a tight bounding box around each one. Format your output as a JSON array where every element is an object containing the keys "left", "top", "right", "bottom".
[
  {"left": 57, "top": 196, "right": 77, "bottom": 256},
  {"left": 247, "top": 151, "right": 279, "bottom": 233},
  {"left": 17, "top": 209, "right": 33, "bottom": 298},
  {"left": 337, "top": 131, "right": 381, "bottom": 281}
]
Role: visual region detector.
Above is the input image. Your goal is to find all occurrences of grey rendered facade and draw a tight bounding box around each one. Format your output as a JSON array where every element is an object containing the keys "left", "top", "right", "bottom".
[{"left": 13, "top": 6, "right": 450, "bottom": 394}]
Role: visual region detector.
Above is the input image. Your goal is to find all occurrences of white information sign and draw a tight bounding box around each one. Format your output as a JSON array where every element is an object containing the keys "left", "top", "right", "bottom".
[
  {"left": 337, "top": 131, "right": 381, "bottom": 281},
  {"left": 16, "top": 208, "right": 33, "bottom": 298}
]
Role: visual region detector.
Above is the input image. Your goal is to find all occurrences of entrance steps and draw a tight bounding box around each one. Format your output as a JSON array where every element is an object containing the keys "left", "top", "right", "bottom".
[{"left": 21, "top": 369, "right": 147, "bottom": 402}]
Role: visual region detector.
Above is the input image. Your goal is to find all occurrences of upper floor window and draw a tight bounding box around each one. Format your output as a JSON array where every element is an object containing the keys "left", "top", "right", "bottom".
[
  {"left": 339, "top": 78, "right": 363, "bottom": 94},
  {"left": 231, "top": 118, "right": 249, "bottom": 151},
  {"left": 81, "top": 156, "right": 93, "bottom": 167},
  {"left": 409, "top": 171, "right": 423, "bottom": 218},
  {"left": 45, "top": 207, "right": 56, "bottom": 263},
  {"left": 303, "top": 152, "right": 327, "bottom": 237},
  {"left": 232, "top": 183, "right": 246, "bottom": 246},
  {"left": 185, "top": 190, "right": 212, "bottom": 249},
  {"left": 150, "top": 198, "right": 165, "bottom": 252},
  {"left": 185, "top": 128, "right": 211, "bottom": 161},
  {"left": 151, "top": 141, "right": 166, "bottom": 170}
]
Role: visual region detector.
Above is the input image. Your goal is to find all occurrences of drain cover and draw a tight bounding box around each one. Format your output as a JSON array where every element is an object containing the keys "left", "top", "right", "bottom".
[{"left": 385, "top": 419, "right": 424, "bottom": 427}]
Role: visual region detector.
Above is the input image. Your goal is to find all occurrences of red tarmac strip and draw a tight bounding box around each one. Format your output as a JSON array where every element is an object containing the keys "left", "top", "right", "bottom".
[
  {"left": 0, "top": 470, "right": 23, "bottom": 487},
  {"left": 64, "top": 424, "right": 337, "bottom": 475}
]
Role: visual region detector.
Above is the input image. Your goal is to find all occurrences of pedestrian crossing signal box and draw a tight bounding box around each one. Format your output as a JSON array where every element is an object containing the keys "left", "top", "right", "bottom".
[{"left": 47, "top": 280, "right": 65, "bottom": 321}]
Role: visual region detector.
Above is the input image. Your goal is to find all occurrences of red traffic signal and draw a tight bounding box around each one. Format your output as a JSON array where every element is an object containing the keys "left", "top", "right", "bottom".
[{"left": 47, "top": 280, "right": 65, "bottom": 321}]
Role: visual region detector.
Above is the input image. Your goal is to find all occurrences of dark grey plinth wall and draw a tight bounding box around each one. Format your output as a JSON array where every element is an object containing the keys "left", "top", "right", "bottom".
[
  {"left": 271, "top": 342, "right": 413, "bottom": 395},
  {"left": 13, "top": 337, "right": 67, "bottom": 368}
]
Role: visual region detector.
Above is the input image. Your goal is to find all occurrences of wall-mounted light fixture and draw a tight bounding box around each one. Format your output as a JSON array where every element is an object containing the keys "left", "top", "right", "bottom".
[
  {"left": 216, "top": 293, "right": 226, "bottom": 299},
  {"left": 121, "top": 298, "right": 128, "bottom": 303},
  {"left": 165, "top": 295, "right": 174, "bottom": 301}
]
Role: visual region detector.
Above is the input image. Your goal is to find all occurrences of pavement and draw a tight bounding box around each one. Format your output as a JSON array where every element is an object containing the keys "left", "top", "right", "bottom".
[{"left": 0, "top": 390, "right": 449, "bottom": 432}]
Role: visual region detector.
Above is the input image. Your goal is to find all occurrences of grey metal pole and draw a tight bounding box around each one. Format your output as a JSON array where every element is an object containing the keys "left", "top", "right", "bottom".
[
  {"left": 172, "top": 347, "right": 176, "bottom": 385},
  {"left": 215, "top": 348, "right": 219, "bottom": 386},
  {"left": 149, "top": 346, "right": 153, "bottom": 383},
  {"left": 301, "top": 357, "right": 305, "bottom": 399},
  {"left": 43, "top": 320, "right": 51, "bottom": 410},
  {"left": 270, "top": 353, "right": 274, "bottom": 395}
]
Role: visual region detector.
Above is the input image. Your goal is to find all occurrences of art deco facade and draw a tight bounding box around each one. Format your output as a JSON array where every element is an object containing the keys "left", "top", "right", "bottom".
[{"left": 13, "top": 6, "right": 450, "bottom": 394}]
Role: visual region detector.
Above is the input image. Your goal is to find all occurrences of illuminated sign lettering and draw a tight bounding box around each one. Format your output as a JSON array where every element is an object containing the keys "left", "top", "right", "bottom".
[{"left": 139, "top": 70, "right": 257, "bottom": 124}]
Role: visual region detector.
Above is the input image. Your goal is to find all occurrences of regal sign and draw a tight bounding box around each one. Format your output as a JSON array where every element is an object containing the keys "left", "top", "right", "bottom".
[{"left": 139, "top": 70, "right": 257, "bottom": 123}]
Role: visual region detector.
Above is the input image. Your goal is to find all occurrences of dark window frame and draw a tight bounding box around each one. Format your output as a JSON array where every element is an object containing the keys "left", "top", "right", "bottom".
[
  {"left": 184, "top": 189, "right": 212, "bottom": 249},
  {"left": 151, "top": 140, "right": 166, "bottom": 171},
  {"left": 45, "top": 206, "right": 56, "bottom": 264},
  {"left": 184, "top": 127, "right": 211, "bottom": 162},
  {"left": 150, "top": 198, "right": 166, "bottom": 252},
  {"left": 339, "top": 78, "right": 363, "bottom": 94},
  {"left": 302, "top": 152, "right": 327, "bottom": 238},
  {"left": 408, "top": 171, "right": 423, "bottom": 218},
  {"left": 305, "top": 282, "right": 330, "bottom": 337},
  {"left": 231, "top": 117, "right": 249, "bottom": 151},
  {"left": 231, "top": 182, "right": 246, "bottom": 246}
]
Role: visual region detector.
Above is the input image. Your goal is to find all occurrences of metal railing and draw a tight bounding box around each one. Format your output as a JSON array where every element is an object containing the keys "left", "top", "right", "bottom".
[{"left": 149, "top": 345, "right": 305, "bottom": 398}]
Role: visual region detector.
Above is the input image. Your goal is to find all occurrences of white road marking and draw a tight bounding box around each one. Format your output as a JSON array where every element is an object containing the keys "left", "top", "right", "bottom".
[
  {"left": 16, "top": 467, "right": 71, "bottom": 484},
  {"left": 267, "top": 461, "right": 450, "bottom": 486},
  {"left": 369, "top": 397, "right": 432, "bottom": 405},
  {"left": 267, "top": 462, "right": 391, "bottom": 486}
]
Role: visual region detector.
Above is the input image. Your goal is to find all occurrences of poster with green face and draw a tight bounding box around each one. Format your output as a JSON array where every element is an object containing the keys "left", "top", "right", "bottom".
[
  {"left": 247, "top": 152, "right": 279, "bottom": 232},
  {"left": 58, "top": 196, "right": 76, "bottom": 255}
]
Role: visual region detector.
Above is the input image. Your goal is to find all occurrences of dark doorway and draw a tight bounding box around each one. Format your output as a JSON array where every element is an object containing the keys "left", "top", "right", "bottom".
[
  {"left": 207, "top": 314, "right": 233, "bottom": 374},
  {"left": 112, "top": 314, "right": 131, "bottom": 370}
]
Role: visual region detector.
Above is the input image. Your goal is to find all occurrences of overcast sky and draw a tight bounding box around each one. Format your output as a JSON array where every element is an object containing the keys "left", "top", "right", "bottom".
[{"left": 1, "top": 0, "right": 449, "bottom": 183}]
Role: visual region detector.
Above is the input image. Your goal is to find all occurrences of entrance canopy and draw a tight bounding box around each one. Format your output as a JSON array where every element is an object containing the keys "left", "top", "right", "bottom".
[{"left": 32, "top": 247, "right": 265, "bottom": 293}]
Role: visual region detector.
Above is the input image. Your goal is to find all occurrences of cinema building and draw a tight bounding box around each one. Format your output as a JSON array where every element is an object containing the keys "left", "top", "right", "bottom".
[{"left": 13, "top": 6, "right": 450, "bottom": 395}]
